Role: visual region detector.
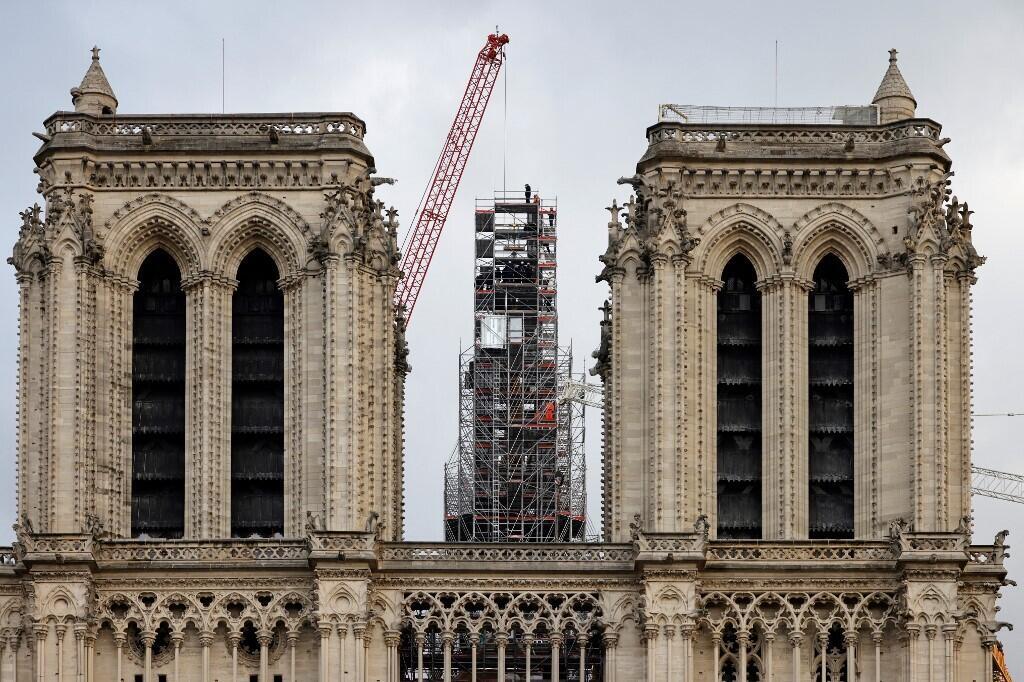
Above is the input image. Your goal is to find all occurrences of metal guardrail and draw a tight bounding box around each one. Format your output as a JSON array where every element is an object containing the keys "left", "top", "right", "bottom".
[{"left": 658, "top": 104, "right": 880, "bottom": 125}]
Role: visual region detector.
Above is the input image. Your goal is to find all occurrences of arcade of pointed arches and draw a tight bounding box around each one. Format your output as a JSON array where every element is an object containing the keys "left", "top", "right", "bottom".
[{"left": 701, "top": 203, "right": 873, "bottom": 541}]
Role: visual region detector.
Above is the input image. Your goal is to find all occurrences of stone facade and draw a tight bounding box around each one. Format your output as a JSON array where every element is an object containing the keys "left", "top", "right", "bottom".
[{"left": 0, "top": 49, "right": 1011, "bottom": 682}]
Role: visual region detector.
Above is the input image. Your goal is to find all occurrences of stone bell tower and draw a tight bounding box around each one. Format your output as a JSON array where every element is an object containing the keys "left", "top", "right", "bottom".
[{"left": 11, "top": 48, "right": 408, "bottom": 540}]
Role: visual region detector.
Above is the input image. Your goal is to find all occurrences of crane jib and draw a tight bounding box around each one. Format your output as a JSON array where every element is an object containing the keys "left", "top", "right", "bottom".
[{"left": 394, "top": 33, "right": 510, "bottom": 319}]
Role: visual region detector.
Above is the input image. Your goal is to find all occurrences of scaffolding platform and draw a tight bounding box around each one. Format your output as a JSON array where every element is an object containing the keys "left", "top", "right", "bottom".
[{"left": 444, "top": 191, "right": 587, "bottom": 543}]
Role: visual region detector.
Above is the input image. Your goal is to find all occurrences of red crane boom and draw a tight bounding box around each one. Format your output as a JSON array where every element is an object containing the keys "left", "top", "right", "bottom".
[{"left": 395, "top": 32, "right": 509, "bottom": 319}]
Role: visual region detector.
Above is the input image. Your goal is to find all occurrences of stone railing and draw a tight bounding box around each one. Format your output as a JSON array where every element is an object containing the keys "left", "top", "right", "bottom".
[
  {"left": 895, "top": 532, "right": 967, "bottom": 554},
  {"left": 706, "top": 540, "right": 895, "bottom": 563},
  {"left": 647, "top": 119, "right": 941, "bottom": 146},
  {"left": 45, "top": 113, "right": 365, "bottom": 139},
  {"left": 307, "top": 532, "right": 376, "bottom": 557},
  {"left": 966, "top": 545, "right": 1007, "bottom": 567},
  {"left": 638, "top": 534, "right": 705, "bottom": 553},
  {"left": 94, "top": 538, "right": 309, "bottom": 563},
  {"left": 379, "top": 543, "right": 634, "bottom": 564},
  {"left": 18, "top": 533, "right": 94, "bottom": 556}
]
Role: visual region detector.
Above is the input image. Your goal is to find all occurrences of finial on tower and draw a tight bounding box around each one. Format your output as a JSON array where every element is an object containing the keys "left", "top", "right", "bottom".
[
  {"left": 872, "top": 48, "right": 916, "bottom": 123},
  {"left": 70, "top": 46, "right": 118, "bottom": 115}
]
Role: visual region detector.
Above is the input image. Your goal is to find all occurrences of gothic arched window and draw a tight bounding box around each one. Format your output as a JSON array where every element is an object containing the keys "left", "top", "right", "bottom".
[
  {"left": 808, "top": 254, "right": 854, "bottom": 539},
  {"left": 231, "top": 249, "right": 284, "bottom": 537},
  {"left": 132, "top": 249, "right": 186, "bottom": 538},
  {"left": 716, "top": 254, "right": 762, "bottom": 539}
]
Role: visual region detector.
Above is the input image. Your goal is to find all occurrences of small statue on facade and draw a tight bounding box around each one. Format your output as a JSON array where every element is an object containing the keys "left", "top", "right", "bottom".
[
  {"left": 629, "top": 513, "right": 649, "bottom": 550},
  {"left": 364, "top": 511, "right": 380, "bottom": 534},
  {"left": 693, "top": 514, "right": 710, "bottom": 541},
  {"left": 305, "top": 511, "right": 324, "bottom": 534}
]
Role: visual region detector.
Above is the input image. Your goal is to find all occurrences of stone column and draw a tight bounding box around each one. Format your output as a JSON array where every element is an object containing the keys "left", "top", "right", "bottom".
[
  {"left": 524, "top": 634, "right": 534, "bottom": 682},
  {"left": 550, "top": 633, "right": 562, "bottom": 682},
  {"left": 898, "top": 630, "right": 911, "bottom": 682},
  {"left": 199, "top": 631, "right": 214, "bottom": 682},
  {"left": 85, "top": 629, "right": 94, "bottom": 682},
  {"left": 679, "top": 625, "right": 694, "bottom": 682},
  {"left": 953, "top": 635, "right": 964, "bottom": 682},
  {"left": 872, "top": 631, "right": 883, "bottom": 682},
  {"left": 442, "top": 632, "right": 453, "bottom": 682},
  {"left": 906, "top": 250, "right": 949, "bottom": 531},
  {"left": 352, "top": 623, "right": 366, "bottom": 682},
  {"left": 982, "top": 638, "right": 995, "bottom": 682},
  {"left": 258, "top": 630, "right": 273, "bottom": 682},
  {"left": 171, "top": 633, "right": 183, "bottom": 682},
  {"left": 763, "top": 633, "right": 774, "bottom": 682},
  {"left": 712, "top": 632, "right": 722, "bottom": 682},
  {"left": 181, "top": 275, "right": 236, "bottom": 537},
  {"left": 287, "top": 631, "right": 298, "bottom": 682},
  {"left": 470, "top": 633, "right": 478, "bottom": 682},
  {"left": 789, "top": 633, "right": 802, "bottom": 682},
  {"left": 335, "top": 622, "right": 347, "bottom": 682},
  {"left": 925, "top": 626, "right": 937, "bottom": 682},
  {"left": 693, "top": 277, "right": 721, "bottom": 529},
  {"left": 496, "top": 632, "right": 507, "bottom": 682},
  {"left": 760, "top": 275, "right": 810, "bottom": 537},
  {"left": 362, "top": 628, "right": 373, "bottom": 682},
  {"left": 818, "top": 633, "right": 828, "bottom": 682},
  {"left": 738, "top": 631, "right": 749, "bottom": 682},
  {"left": 645, "top": 626, "right": 660, "bottom": 682},
  {"left": 661, "top": 626, "right": 673, "bottom": 681},
  {"left": 141, "top": 629, "right": 155, "bottom": 682},
  {"left": 113, "top": 631, "right": 124, "bottom": 682},
  {"left": 601, "top": 632, "right": 617, "bottom": 682},
  {"left": 34, "top": 623, "right": 47, "bottom": 682},
  {"left": 0, "top": 636, "right": 6, "bottom": 682},
  {"left": 74, "top": 622, "right": 85, "bottom": 682},
  {"left": 55, "top": 623, "right": 66, "bottom": 682},
  {"left": 942, "top": 625, "right": 956, "bottom": 682},
  {"left": 385, "top": 631, "right": 401, "bottom": 682},
  {"left": 228, "top": 632, "right": 240, "bottom": 682},
  {"left": 850, "top": 277, "right": 879, "bottom": 537},
  {"left": 845, "top": 630, "right": 858, "bottom": 680},
  {"left": 579, "top": 633, "right": 589, "bottom": 682},
  {"left": 318, "top": 624, "right": 332, "bottom": 682},
  {"left": 415, "top": 633, "right": 425, "bottom": 682}
]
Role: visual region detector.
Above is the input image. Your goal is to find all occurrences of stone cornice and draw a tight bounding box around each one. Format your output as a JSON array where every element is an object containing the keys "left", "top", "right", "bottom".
[
  {"left": 640, "top": 118, "right": 949, "bottom": 170},
  {"left": 37, "top": 112, "right": 370, "bottom": 166}
]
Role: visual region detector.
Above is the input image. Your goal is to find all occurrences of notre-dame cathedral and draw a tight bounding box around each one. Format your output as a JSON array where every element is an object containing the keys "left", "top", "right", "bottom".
[{"left": 0, "top": 46, "right": 1011, "bottom": 681}]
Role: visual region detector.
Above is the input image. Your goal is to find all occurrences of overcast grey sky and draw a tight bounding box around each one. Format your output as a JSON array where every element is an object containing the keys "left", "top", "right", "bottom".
[{"left": 1, "top": 0, "right": 1022, "bottom": 671}]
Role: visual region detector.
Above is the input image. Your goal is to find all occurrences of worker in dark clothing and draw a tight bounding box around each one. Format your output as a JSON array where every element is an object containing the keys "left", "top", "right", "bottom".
[{"left": 524, "top": 183, "right": 531, "bottom": 202}]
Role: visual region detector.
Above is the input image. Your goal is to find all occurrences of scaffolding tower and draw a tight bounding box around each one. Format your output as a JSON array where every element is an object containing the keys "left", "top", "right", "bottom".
[{"left": 444, "top": 190, "right": 587, "bottom": 542}]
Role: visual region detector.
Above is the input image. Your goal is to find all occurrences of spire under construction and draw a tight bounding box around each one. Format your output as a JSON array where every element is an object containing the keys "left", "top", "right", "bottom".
[{"left": 444, "top": 188, "right": 586, "bottom": 542}]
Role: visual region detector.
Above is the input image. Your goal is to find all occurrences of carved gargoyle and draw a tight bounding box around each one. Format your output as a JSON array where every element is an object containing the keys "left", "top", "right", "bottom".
[
  {"left": 590, "top": 300, "right": 612, "bottom": 380},
  {"left": 394, "top": 311, "right": 411, "bottom": 374}
]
